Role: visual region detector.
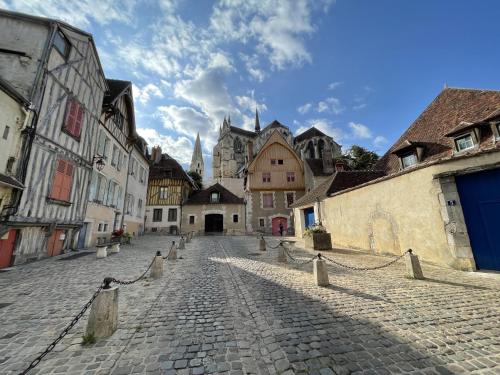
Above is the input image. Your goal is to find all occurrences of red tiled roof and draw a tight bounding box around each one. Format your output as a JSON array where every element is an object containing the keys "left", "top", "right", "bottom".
[{"left": 376, "top": 88, "right": 500, "bottom": 174}]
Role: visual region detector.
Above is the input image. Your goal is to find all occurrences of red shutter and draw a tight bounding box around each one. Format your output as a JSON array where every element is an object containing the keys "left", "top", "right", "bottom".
[
  {"left": 60, "top": 162, "right": 74, "bottom": 201},
  {"left": 50, "top": 160, "right": 66, "bottom": 200},
  {"left": 74, "top": 104, "right": 84, "bottom": 137}
]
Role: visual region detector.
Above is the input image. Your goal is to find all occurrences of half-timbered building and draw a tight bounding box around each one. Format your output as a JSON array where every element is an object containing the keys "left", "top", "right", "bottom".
[
  {"left": 82, "top": 79, "right": 139, "bottom": 247},
  {"left": 0, "top": 10, "right": 107, "bottom": 263},
  {"left": 145, "top": 147, "right": 195, "bottom": 234}
]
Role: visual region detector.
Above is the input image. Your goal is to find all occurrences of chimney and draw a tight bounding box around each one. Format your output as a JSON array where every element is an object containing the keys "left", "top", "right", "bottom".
[
  {"left": 247, "top": 141, "right": 254, "bottom": 163},
  {"left": 322, "top": 146, "right": 334, "bottom": 174},
  {"left": 151, "top": 146, "right": 162, "bottom": 163}
]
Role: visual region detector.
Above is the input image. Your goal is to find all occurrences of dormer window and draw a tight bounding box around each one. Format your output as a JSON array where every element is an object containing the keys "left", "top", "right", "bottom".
[
  {"left": 455, "top": 134, "right": 474, "bottom": 152},
  {"left": 401, "top": 153, "right": 418, "bottom": 169},
  {"left": 210, "top": 192, "right": 220, "bottom": 203},
  {"left": 54, "top": 31, "right": 70, "bottom": 59}
]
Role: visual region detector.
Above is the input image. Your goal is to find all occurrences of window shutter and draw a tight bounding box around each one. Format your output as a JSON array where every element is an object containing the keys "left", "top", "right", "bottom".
[
  {"left": 74, "top": 104, "right": 84, "bottom": 137},
  {"left": 50, "top": 159, "right": 66, "bottom": 199},
  {"left": 60, "top": 162, "right": 74, "bottom": 201}
]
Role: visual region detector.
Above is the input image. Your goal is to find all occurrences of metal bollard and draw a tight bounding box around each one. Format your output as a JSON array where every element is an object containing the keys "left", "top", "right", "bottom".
[
  {"left": 167, "top": 241, "right": 177, "bottom": 260},
  {"left": 178, "top": 236, "right": 185, "bottom": 249},
  {"left": 186, "top": 232, "right": 191, "bottom": 243},
  {"left": 86, "top": 280, "right": 118, "bottom": 339},
  {"left": 277, "top": 243, "right": 287, "bottom": 263},
  {"left": 259, "top": 236, "right": 266, "bottom": 251},
  {"left": 96, "top": 246, "right": 107, "bottom": 259},
  {"left": 313, "top": 254, "right": 329, "bottom": 287},
  {"left": 405, "top": 249, "right": 424, "bottom": 279},
  {"left": 150, "top": 251, "right": 164, "bottom": 279}
]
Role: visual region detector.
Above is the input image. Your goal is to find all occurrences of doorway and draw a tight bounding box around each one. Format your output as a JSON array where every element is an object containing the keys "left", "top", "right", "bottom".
[
  {"left": 0, "top": 229, "right": 17, "bottom": 268},
  {"left": 272, "top": 217, "right": 288, "bottom": 236},
  {"left": 205, "top": 214, "right": 223, "bottom": 233},
  {"left": 77, "top": 223, "right": 88, "bottom": 249},
  {"left": 47, "top": 229, "right": 65, "bottom": 257}
]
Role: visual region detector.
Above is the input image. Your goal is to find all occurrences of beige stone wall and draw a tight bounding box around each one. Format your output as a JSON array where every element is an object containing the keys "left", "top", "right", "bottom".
[
  {"left": 181, "top": 204, "right": 245, "bottom": 235},
  {"left": 85, "top": 203, "right": 117, "bottom": 246},
  {"left": 294, "top": 152, "right": 500, "bottom": 270},
  {"left": 124, "top": 146, "right": 149, "bottom": 235}
]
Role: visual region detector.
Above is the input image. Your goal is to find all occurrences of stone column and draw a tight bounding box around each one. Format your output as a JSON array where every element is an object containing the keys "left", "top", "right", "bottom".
[
  {"left": 109, "top": 243, "right": 120, "bottom": 254},
  {"left": 96, "top": 246, "right": 107, "bottom": 259},
  {"left": 167, "top": 242, "right": 177, "bottom": 260},
  {"left": 86, "top": 287, "right": 118, "bottom": 339},
  {"left": 313, "top": 257, "right": 329, "bottom": 287},
  {"left": 277, "top": 243, "right": 287, "bottom": 263},
  {"left": 259, "top": 236, "right": 266, "bottom": 252},
  {"left": 178, "top": 237, "right": 185, "bottom": 249},
  {"left": 150, "top": 252, "right": 164, "bottom": 279},
  {"left": 405, "top": 249, "right": 424, "bottom": 279}
]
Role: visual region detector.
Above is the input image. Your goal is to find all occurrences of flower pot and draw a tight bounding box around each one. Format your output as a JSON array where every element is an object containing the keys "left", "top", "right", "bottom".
[{"left": 305, "top": 232, "right": 332, "bottom": 250}]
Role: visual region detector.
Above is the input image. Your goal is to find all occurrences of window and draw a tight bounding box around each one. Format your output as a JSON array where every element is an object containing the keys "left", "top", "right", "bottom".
[
  {"left": 139, "top": 167, "right": 145, "bottom": 183},
  {"left": 103, "top": 137, "right": 110, "bottom": 159},
  {"left": 233, "top": 214, "right": 239, "bottom": 223},
  {"left": 262, "top": 172, "right": 271, "bottom": 183},
  {"left": 3, "top": 126, "right": 10, "bottom": 140},
  {"left": 159, "top": 187, "right": 168, "bottom": 200},
  {"left": 496, "top": 123, "right": 500, "bottom": 138},
  {"left": 287, "top": 172, "right": 295, "bottom": 182},
  {"left": 50, "top": 159, "right": 74, "bottom": 202},
  {"left": 111, "top": 145, "right": 118, "bottom": 166},
  {"left": 153, "top": 208, "right": 162, "bottom": 222},
  {"left": 455, "top": 134, "right": 474, "bottom": 152},
  {"left": 259, "top": 218, "right": 265, "bottom": 227},
  {"left": 286, "top": 192, "right": 294, "bottom": 207},
  {"left": 401, "top": 153, "right": 418, "bottom": 169},
  {"left": 116, "top": 151, "right": 122, "bottom": 171},
  {"left": 137, "top": 199, "right": 143, "bottom": 217},
  {"left": 106, "top": 181, "right": 116, "bottom": 207},
  {"left": 103, "top": 223, "right": 108, "bottom": 232},
  {"left": 189, "top": 215, "right": 195, "bottom": 224},
  {"left": 54, "top": 31, "right": 70, "bottom": 59},
  {"left": 63, "top": 98, "right": 84, "bottom": 139},
  {"left": 6, "top": 157, "right": 15, "bottom": 174},
  {"left": 263, "top": 193, "right": 273, "bottom": 208},
  {"left": 151, "top": 227, "right": 158, "bottom": 232},
  {"left": 278, "top": 159, "right": 283, "bottom": 165},
  {"left": 270, "top": 159, "right": 283, "bottom": 166},
  {"left": 168, "top": 208, "right": 177, "bottom": 222},
  {"left": 210, "top": 192, "right": 220, "bottom": 203},
  {"left": 97, "top": 130, "right": 105, "bottom": 156},
  {"left": 98, "top": 223, "right": 103, "bottom": 232},
  {"left": 130, "top": 158, "right": 137, "bottom": 176},
  {"left": 271, "top": 159, "right": 276, "bottom": 165},
  {"left": 114, "top": 111, "right": 124, "bottom": 130}
]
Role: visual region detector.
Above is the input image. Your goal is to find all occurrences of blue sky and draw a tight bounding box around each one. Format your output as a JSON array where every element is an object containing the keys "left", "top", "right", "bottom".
[{"left": 2, "top": 0, "right": 500, "bottom": 177}]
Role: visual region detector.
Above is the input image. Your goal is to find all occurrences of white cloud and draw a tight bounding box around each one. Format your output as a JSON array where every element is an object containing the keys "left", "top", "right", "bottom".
[
  {"left": 373, "top": 135, "right": 388, "bottom": 146},
  {"left": 348, "top": 122, "right": 372, "bottom": 139},
  {"left": 317, "top": 97, "right": 344, "bottom": 114},
  {"left": 235, "top": 95, "right": 267, "bottom": 113},
  {"left": 295, "top": 118, "right": 345, "bottom": 141},
  {"left": 137, "top": 127, "right": 193, "bottom": 166},
  {"left": 0, "top": 0, "right": 138, "bottom": 27},
  {"left": 328, "top": 81, "right": 342, "bottom": 90},
  {"left": 297, "top": 103, "right": 312, "bottom": 114},
  {"left": 239, "top": 53, "right": 266, "bottom": 82},
  {"left": 353, "top": 103, "right": 367, "bottom": 110},
  {"left": 133, "top": 83, "right": 164, "bottom": 105}
]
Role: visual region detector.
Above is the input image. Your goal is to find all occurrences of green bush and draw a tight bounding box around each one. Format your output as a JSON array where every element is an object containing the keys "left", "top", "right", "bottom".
[{"left": 304, "top": 225, "right": 326, "bottom": 237}]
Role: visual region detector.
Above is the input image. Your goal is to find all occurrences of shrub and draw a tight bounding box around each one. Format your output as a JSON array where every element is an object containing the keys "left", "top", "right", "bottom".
[{"left": 304, "top": 224, "right": 327, "bottom": 237}]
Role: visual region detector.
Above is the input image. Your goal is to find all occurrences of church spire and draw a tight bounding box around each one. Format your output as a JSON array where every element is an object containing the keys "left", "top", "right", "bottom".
[
  {"left": 255, "top": 108, "right": 261, "bottom": 133},
  {"left": 189, "top": 132, "right": 204, "bottom": 178}
]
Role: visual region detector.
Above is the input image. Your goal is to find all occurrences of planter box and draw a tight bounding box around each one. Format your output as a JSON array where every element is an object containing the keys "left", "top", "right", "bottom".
[{"left": 304, "top": 232, "right": 332, "bottom": 250}]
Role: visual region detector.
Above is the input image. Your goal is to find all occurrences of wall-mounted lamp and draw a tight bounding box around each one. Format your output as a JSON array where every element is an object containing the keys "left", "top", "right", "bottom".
[{"left": 92, "top": 156, "right": 105, "bottom": 171}]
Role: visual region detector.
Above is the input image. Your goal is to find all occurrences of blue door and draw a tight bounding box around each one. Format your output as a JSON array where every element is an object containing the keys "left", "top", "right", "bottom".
[
  {"left": 456, "top": 168, "right": 500, "bottom": 271},
  {"left": 304, "top": 207, "right": 315, "bottom": 228}
]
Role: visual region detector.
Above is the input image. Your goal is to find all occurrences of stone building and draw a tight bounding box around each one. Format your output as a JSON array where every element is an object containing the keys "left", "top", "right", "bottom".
[
  {"left": 0, "top": 78, "right": 32, "bottom": 268},
  {"left": 245, "top": 130, "right": 305, "bottom": 235},
  {"left": 189, "top": 132, "right": 204, "bottom": 178},
  {"left": 145, "top": 148, "right": 195, "bottom": 234},
  {"left": 293, "top": 87, "right": 500, "bottom": 272},
  {"left": 181, "top": 183, "right": 245, "bottom": 235},
  {"left": 0, "top": 10, "right": 107, "bottom": 264},
  {"left": 123, "top": 136, "right": 149, "bottom": 237}
]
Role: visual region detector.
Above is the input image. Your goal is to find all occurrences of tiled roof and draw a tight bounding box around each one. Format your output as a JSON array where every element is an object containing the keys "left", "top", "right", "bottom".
[
  {"left": 291, "top": 171, "right": 385, "bottom": 208},
  {"left": 229, "top": 126, "right": 256, "bottom": 138},
  {"left": 0, "top": 173, "right": 24, "bottom": 189},
  {"left": 184, "top": 183, "right": 244, "bottom": 205},
  {"left": 103, "top": 79, "right": 131, "bottom": 106},
  {"left": 376, "top": 88, "right": 500, "bottom": 174},
  {"left": 262, "top": 120, "right": 287, "bottom": 131},
  {"left": 294, "top": 127, "right": 328, "bottom": 143},
  {"left": 149, "top": 154, "right": 190, "bottom": 181}
]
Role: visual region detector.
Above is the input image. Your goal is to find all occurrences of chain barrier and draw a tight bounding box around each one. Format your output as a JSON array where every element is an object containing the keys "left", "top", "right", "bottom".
[
  {"left": 163, "top": 243, "right": 175, "bottom": 260},
  {"left": 19, "top": 253, "right": 159, "bottom": 375},
  {"left": 320, "top": 250, "right": 409, "bottom": 271},
  {"left": 283, "top": 247, "right": 318, "bottom": 265},
  {"left": 262, "top": 237, "right": 285, "bottom": 249}
]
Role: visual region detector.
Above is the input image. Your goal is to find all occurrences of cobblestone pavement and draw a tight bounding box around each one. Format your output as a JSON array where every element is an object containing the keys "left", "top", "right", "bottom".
[{"left": 0, "top": 235, "right": 499, "bottom": 375}]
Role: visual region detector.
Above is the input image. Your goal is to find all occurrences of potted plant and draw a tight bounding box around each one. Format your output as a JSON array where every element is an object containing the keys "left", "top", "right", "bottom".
[{"left": 304, "top": 224, "right": 332, "bottom": 250}]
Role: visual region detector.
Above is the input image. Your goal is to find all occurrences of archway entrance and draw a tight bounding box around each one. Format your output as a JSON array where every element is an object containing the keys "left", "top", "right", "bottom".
[
  {"left": 272, "top": 217, "right": 288, "bottom": 236},
  {"left": 205, "top": 214, "right": 223, "bottom": 233}
]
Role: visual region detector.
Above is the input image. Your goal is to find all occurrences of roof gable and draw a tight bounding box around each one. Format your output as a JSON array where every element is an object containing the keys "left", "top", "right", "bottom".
[
  {"left": 294, "top": 126, "right": 328, "bottom": 143},
  {"left": 185, "top": 183, "right": 244, "bottom": 205}
]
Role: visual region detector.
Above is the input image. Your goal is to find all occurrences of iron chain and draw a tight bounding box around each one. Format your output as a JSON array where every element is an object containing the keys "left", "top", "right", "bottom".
[
  {"left": 108, "top": 256, "right": 156, "bottom": 285},
  {"left": 321, "top": 250, "right": 409, "bottom": 271},
  {"left": 283, "top": 247, "right": 317, "bottom": 265},
  {"left": 18, "top": 284, "right": 104, "bottom": 375}
]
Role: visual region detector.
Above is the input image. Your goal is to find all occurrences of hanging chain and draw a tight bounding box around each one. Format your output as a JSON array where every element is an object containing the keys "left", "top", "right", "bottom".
[
  {"left": 18, "top": 283, "right": 104, "bottom": 375},
  {"left": 321, "top": 250, "right": 409, "bottom": 271},
  {"left": 283, "top": 247, "right": 317, "bottom": 265},
  {"left": 107, "top": 255, "right": 156, "bottom": 285}
]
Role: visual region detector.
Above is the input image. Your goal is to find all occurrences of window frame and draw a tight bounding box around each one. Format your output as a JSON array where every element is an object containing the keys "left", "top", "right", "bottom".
[
  {"left": 152, "top": 208, "right": 163, "bottom": 222},
  {"left": 286, "top": 172, "right": 295, "bottom": 182},
  {"left": 210, "top": 192, "right": 220, "bottom": 203},
  {"left": 159, "top": 187, "right": 168, "bottom": 200},
  {"left": 401, "top": 153, "right": 418, "bottom": 169},
  {"left": 454, "top": 133, "right": 475, "bottom": 152},
  {"left": 62, "top": 97, "right": 84, "bottom": 140},
  {"left": 286, "top": 192, "right": 295, "bottom": 207},
  {"left": 262, "top": 192, "right": 274, "bottom": 208},
  {"left": 262, "top": 172, "right": 271, "bottom": 183},
  {"left": 53, "top": 30, "right": 71, "bottom": 59},
  {"left": 49, "top": 158, "right": 74, "bottom": 203},
  {"left": 167, "top": 208, "right": 177, "bottom": 222},
  {"left": 3, "top": 125, "right": 10, "bottom": 140},
  {"left": 259, "top": 218, "right": 265, "bottom": 227},
  {"left": 233, "top": 214, "right": 239, "bottom": 223},
  {"left": 189, "top": 215, "right": 195, "bottom": 224}
]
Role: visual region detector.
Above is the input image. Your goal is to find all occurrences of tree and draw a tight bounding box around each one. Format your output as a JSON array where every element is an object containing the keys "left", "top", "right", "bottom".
[
  {"left": 187, "top": 170, "right": 203, "bottom": 189},
  {"left": 341, "top": 145, "right": 379, "bottom": 170}
]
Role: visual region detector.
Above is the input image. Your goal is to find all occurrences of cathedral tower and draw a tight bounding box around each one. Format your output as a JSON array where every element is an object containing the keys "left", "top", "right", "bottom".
[{"left": 190, "top": 133, "right": 204, "bottom": 177}]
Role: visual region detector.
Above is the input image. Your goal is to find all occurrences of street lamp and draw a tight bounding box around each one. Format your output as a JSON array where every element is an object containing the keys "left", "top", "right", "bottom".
[{"left": 92, "top": 156, "right": 105, "bottom": 171}]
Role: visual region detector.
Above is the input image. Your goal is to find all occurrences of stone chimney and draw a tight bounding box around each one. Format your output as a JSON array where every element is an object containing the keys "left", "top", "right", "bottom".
[
  {"left": 247, "top": 141, "right": 254, "bottom": 164},
  {"left": 151, "top": 146, "right": 162, "bottom": 164},
  {"left": 322, "top": 146, "right": 334, "bottom": 174}
]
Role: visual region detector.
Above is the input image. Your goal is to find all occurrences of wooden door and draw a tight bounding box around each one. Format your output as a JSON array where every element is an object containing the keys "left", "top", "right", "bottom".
[
  {"left": 0, "top": 229, "right": 17, "bottom": 268},
  {"left": 47, "top": 229, "right": 65, "bottom": 257},
  {"left": 272, "top": 217, "right": 287, "bottom": 236}
]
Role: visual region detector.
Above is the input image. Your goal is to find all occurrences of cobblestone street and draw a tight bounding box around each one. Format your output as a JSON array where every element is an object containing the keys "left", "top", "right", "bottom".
[{"left": 0, "top": 235, "right": 499, "bottom": 375}]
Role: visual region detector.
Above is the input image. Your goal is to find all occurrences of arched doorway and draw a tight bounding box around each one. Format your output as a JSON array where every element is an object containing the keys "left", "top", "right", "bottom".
[
  {"left": 205, "top": 214, "right": 223, "bottom": 233},
  {"left": 272, "top": 217, "right": 288, "bottom": 236}
]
